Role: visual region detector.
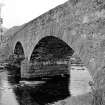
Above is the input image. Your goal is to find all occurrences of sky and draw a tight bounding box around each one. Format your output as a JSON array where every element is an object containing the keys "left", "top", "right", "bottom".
[{"left": 0, "top": 0, "right": 67, "bottom": 28}]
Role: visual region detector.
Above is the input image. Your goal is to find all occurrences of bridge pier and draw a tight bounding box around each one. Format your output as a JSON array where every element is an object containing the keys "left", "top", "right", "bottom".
[{"left": 21, "top": 58, "right": 31, "bottom": 79}]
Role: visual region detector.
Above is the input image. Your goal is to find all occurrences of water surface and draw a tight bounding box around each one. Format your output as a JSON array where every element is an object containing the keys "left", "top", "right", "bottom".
[
  {"left": 70, "top": 66, "right": 92, "bottom": 96},
  {"left": 0, "top": 65, "right": 92, "bottom": 105}
]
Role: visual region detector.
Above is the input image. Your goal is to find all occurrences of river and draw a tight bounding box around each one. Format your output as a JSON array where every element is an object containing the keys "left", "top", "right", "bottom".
[
  {"left": 70, "top": 66, "right": 93, "bottom": 96},
  {"left": 0, "top": 65, "right": 92, "bottom": 105}
]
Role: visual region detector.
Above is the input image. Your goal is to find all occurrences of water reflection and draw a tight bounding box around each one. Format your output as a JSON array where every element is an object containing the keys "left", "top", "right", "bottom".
[
  {"left": 0, "top": 71, "right": 19, "bottom": 105},
  {"left": 0, "top": 66, "right": 70, "bottom": 105},
  {"left": 0, "top": 65, "right": 92, "bottom": 105},
  {"left": 70, "top": 66, "right": 92, "bottom": 96},
  {"left": 13, "top": 75, "right": 70, "bottom": 105},
  {"left": 7, "top": 67, "right": 21, "bottom": 85}
]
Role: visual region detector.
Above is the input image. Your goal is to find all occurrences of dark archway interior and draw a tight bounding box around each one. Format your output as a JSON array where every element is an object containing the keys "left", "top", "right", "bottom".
[
  {"left": 14, "top": 42, "right": 25, "bottom": 60},
  {"left": 7, "top": 41, "right": 25, "bottom": 67},
  {"left": 29, "top": 36, "right": 74, "bottom": 104},
  {"left": 13, "top": 41, "right": 25, "bottom": 65},
  {"left": 30, "top": 36, "right": 74, "bottom": 62},
  {"left": 6, "top": 42, "right": 25, "bottom": 84}
]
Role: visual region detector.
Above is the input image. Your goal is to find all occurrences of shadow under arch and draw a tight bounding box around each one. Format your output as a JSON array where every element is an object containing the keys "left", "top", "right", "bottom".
[
  {"left": 30, "top": 36, "right": 74, "bottom": 62},
  {"left": 7, "top": 41, "right": 25, "bottom": 68},
  {"left": 29, "top": 35, "right": 74, "bottom": 80},
  {"left": 28, "top": 36, "right": 74, "bottom": 104},
  {"left": 6, "top": 41, "right": 25, "bottom": 85},
  {"left": 14, "top": 41, "right": 24, "bottom": 54},
  {"left": 13, "top": 41, "right": 25, "bottom": 66}
]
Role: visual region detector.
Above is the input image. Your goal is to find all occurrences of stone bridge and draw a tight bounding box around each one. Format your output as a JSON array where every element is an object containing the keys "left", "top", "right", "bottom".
[{"left": 6, "top": 0, "right": 105, "bottom": 89}]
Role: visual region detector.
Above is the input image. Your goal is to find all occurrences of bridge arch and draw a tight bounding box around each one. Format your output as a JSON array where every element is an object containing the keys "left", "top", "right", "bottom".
[
  {"left": 29, "top": 35, "right": 75, "bottom": 98},
  {"left": 14, "top": 41, "right": 25, "bottom": 56},
  {"left": 29, "top": 36, "right": 74, "bottom": 63},
  {"left": 30, "top": 35, "right": 93, "bottom": 81},
  {"left": 28, "top": 35, "right": 93, "bottom": 96},
  {"left": 14, "top": 41, "right": 25, "bottom": 58},
  {"left": 12, "top": 41, "right": 25, "bottom": 65}
]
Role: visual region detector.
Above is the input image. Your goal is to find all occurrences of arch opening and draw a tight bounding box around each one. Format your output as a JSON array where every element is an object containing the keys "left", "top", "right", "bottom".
[
  {"left": 29, "top": 36, "right": 74, "bottom": 78},
  {"left": 13, "top": 41, "right": 25, "bottom": 66},
  {"left": 29, "top": 36, "right": 74, "bottom": 103},
  {"left": 7, "top": 41, "right": 25, "bottom": 68},
  {"left": 5, "top": 41, "right": 25, "bottom": 84},
  {"left": 30, "top": 36, "right": 74, "bottom": 63}
]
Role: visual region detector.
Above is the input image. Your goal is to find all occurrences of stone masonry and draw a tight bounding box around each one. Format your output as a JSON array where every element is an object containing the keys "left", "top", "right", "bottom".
[{"left": 5, "top": 0, "right": 105, "bottom": 89}]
